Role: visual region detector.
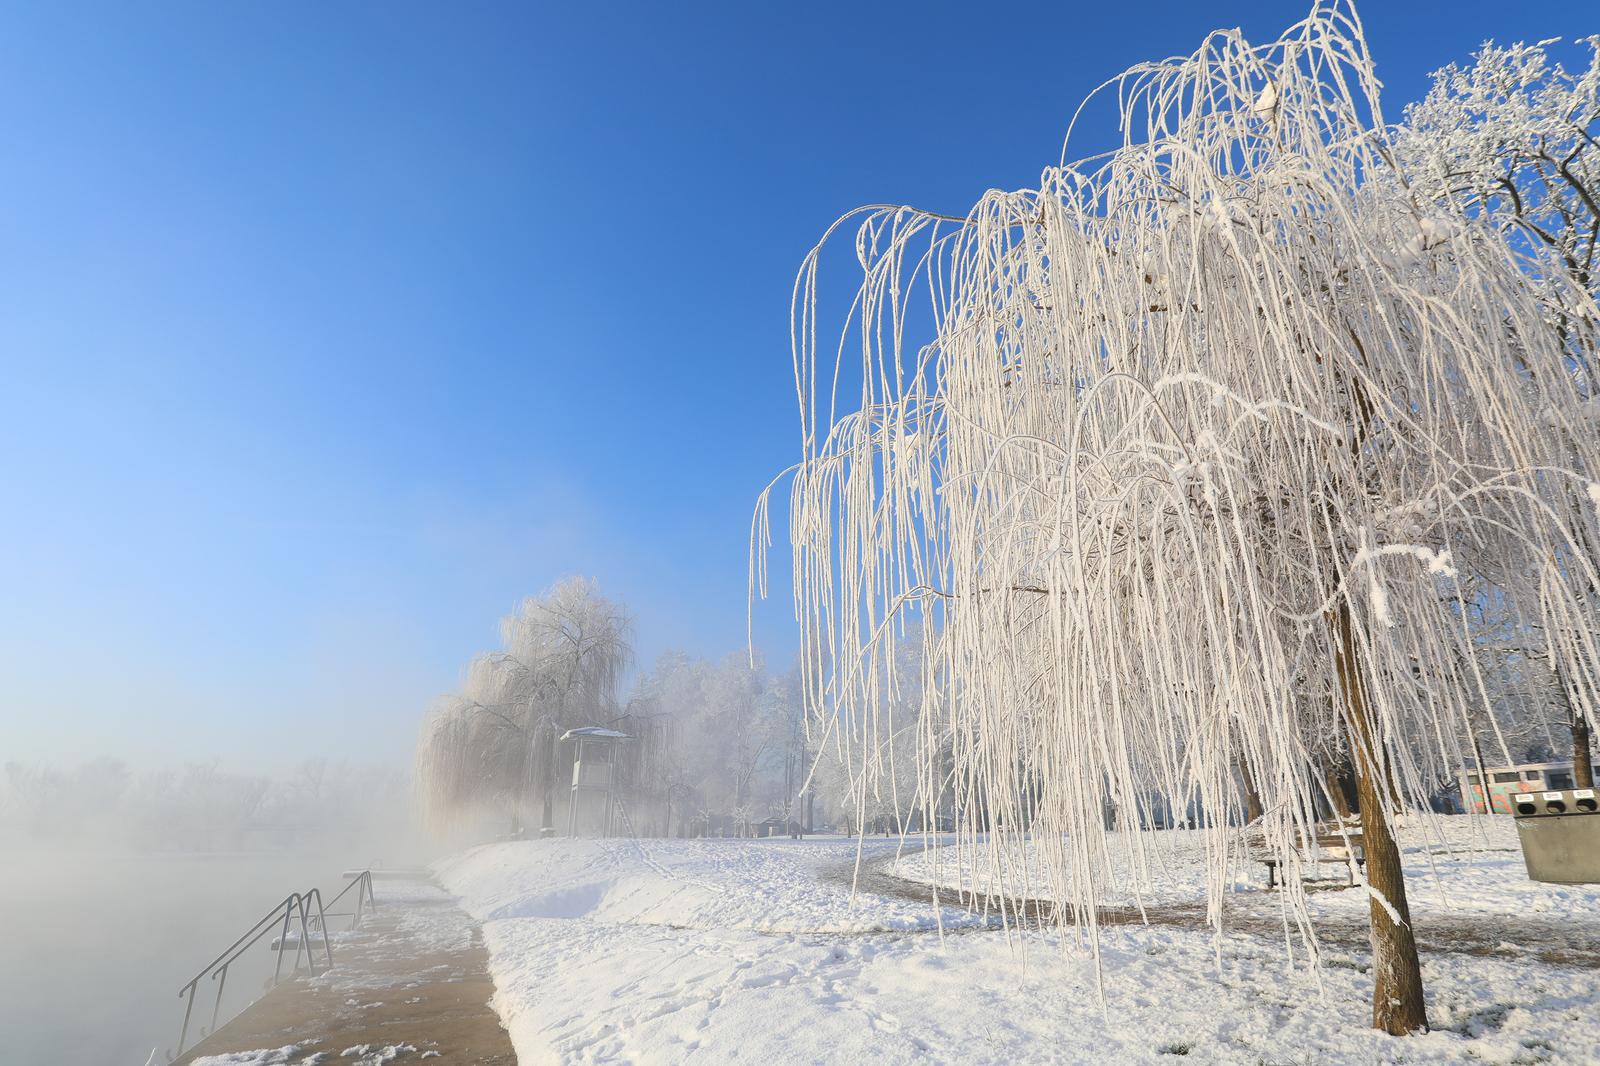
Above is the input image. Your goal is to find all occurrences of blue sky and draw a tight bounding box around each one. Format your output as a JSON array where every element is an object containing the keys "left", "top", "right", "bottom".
[{"left": 0, "top": 1, "right": 1587, "bottom": 769}]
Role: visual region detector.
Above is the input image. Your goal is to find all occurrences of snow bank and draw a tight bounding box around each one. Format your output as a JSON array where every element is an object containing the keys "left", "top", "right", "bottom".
[
  {"left": 436, "top": 829, "right": 1600, "bottom": 1065},
  {"left": 437, "top": 835, "right": 975, "bottom": 934}
]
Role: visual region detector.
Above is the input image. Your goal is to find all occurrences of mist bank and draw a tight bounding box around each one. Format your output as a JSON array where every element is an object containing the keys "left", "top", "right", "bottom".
[{"left": 0, "top": 756, "right": 418, "bottom": 856}]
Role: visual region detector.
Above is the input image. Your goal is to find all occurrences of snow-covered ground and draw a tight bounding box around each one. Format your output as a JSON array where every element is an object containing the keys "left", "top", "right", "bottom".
[
  {"left": 436, "top": 825, "right": 1600, "bottom": 1065},
  {"left": 188, "top": 1044, "right": 436, "bottom": 1065},
  {"left": 890, "top": 816, "right": 1591, "bottom": 921}
]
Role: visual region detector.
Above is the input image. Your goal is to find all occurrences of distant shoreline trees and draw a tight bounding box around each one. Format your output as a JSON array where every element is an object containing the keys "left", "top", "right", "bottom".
[
  {"left": 416, "top": 578, "right": 840, "bottom": 837},
  {"left": 0, "top": 757, "right": 410, "bottom": 853}
]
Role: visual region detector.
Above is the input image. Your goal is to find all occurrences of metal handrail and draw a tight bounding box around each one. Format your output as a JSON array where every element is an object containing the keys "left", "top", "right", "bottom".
[
  {"left": 290, "top": 888, "right": 335, "bottom": 975},
  {"left": 173, "top": 893, "right": 308, "bottom": 1059},
  {"left": 169, "top": 871, "right": 377, "bottom": 1061},
  {"left": 322, "top": 870, "right": 376, "bottom": 929}
]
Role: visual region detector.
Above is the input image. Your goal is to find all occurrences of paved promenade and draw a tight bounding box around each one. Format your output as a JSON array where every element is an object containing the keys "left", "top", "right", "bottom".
[{"left": 175, "top": 877, "right": 514, "bottom": 1066}]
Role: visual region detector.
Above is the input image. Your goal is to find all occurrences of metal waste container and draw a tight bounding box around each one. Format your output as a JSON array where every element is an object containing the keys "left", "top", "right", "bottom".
[{"left": 1511, "top": 787, "right": 1600, "bottom": 884}]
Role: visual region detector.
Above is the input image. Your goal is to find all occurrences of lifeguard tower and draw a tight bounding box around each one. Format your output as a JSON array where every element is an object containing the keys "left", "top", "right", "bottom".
[{"left": 562, "top": 726, "right": 630, "bottom": 836}]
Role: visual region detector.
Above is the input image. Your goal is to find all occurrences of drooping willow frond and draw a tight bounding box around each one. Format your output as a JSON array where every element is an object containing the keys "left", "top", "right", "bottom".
[{"left": 758, "top": 0, "right": 1600, "bottom": 961}]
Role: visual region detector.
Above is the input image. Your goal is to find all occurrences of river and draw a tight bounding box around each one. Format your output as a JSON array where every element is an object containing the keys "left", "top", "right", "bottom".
[{"left": 1, "top": 848, "right": 416, "bottom": 1066}]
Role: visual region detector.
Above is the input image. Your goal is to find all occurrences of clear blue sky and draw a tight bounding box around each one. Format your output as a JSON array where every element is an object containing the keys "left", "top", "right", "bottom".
[{"left": 0, "top": 1, "right": 1586, "bottom": 769}]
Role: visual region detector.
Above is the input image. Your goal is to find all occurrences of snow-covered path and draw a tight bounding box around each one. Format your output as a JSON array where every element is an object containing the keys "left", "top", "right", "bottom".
[
  {"left": 437, "top": 831, "right": 1600, "bottom": 1065},
  {"left": 886, "top": 819, "right": 1600, "bottom": 969}
]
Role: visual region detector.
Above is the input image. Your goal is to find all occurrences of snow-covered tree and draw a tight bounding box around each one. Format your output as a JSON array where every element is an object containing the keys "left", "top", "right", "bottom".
[
  {"left": 1394, "top": 37, "right": 1600, "bottom": 336},
  {"left": 1394, "top": 36, "right": 1600, "bottom": 785},
  {"left": 704, "top": 653, "right": 780, "bottom": 825},
  {"left": 629, "top": 651, "right": 712, "bottom": 834},
  {"left": 758, "top": 0, "right": 1600, "bottom": 1034},
  {"left": 417, "top": 577, "right": 632, "bottom": 831},
  {"left": 630, "top": 651, "right": 793, "bottom": 834},
  {"left": 807, "top": 619, "right": 944, "bottom": 835}
]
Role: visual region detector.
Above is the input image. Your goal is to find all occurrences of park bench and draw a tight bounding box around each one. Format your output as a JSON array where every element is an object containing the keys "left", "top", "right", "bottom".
[{"left": 1247, "top": 817, "right": 1365, "bottom": 889}]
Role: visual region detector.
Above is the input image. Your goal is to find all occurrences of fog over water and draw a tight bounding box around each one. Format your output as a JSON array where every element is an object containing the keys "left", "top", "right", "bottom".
[{"left": 0, "top": 760, "right": 431, "bottom": 1066}]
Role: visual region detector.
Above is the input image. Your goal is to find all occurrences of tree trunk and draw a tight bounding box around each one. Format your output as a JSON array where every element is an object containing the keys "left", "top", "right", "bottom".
[
  {"left": 1335, "top": 602, "right": 1427, "bottom": 1035},
  {"left": 1321, "top": 754, "right": 1354, "bottom": 820},
  {"left": 1575, "top": 713, "right": 1595, "bottom": 789},
  {"left": 1552, "top": 664, "right": 1594, "bottom": 789},
  {"left": 1467, "top": 724, "right": 1493, "bottom": 813},
  {"left": 1238, "top": 759, "right": 1264, "bottom": 823}
]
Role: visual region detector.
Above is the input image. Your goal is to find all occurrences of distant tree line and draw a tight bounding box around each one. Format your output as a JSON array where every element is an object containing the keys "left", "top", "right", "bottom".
[
  {"left": 0, "top": 757, "right": 411, "bottom": 853},
  {"left": 416, "top": 576, "right": 931, "bottom": 837}
]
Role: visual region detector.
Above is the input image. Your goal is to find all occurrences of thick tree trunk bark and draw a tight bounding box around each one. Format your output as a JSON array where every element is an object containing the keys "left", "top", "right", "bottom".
[
  {"left": 1335, "top": 603, "right": 1428, "bottom": 1035},
  {"left": 1575, "top": 713, "right": 1595, "bottom": 789},
  {"left": 1349, "top": 732, "right": 1427, "bottom": 1033}
]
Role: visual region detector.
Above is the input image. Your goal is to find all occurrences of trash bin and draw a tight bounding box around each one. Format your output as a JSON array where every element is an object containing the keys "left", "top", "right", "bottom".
[{"left": 1511, "top": 787, "right": 1600, "bottom": 884}]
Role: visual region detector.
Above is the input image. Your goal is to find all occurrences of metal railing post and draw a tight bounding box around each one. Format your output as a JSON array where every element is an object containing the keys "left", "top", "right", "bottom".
[
  {"left": 175, "top": 979, "right": 198, "bottom": 1059},
  {"left": 304, "top": 889, "right": 333, "bottom": 971},
  {"left": 272, "top": 895, "right": 296, "bottom": 985},
  {"left": 210, "top": 962, "right": 229, "bottom": 1035},
  {"left": 294, "top": 893, "right": 316, "bottom": 975},
  {"left": 353, "top": 871, "right": 373, "bottom": 927}
]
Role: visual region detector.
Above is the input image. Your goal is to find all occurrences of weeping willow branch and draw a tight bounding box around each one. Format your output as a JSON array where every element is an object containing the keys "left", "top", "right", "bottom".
[{"left": 756, "top": 0, "right": 1600, "bottom": 1032}]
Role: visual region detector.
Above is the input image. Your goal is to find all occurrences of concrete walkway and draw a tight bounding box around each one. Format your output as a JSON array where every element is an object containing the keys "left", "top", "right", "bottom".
[{"left": 174, "top": 878, "right": 514, "bottom": 1066}]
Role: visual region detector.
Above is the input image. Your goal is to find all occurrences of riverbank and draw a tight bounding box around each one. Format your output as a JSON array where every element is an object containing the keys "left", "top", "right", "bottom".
[
  {"left": 176, "top": 877, "right": 513, "bottom": 1066},
  {"left": 1, "top": 849, "right": 387, "bottom": 1066},
  {"left": 437, "top": 830, "right": 1600, "bottom": 1065}
]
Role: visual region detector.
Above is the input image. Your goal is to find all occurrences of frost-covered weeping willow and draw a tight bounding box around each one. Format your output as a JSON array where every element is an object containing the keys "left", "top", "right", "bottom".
[
  {"left": 417, "top": 577, "right": 631, "bottom": 830},
  {"left": 757, "top": 0, "right": 1600, "bottom": 958}
]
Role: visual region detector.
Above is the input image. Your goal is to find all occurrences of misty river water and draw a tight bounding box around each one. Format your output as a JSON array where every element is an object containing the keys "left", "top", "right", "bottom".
[{"left": 1, "top": 848, "right": 409, "bottom": 1066}]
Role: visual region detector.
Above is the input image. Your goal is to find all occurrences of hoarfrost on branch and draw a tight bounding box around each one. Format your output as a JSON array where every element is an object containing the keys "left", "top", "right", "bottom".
[{"left": 757, "top": 0, "right": 1600, "bottom": 969}]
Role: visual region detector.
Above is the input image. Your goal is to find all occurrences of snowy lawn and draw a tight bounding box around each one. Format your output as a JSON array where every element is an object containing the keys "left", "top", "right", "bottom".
[
  {"left": 437, "top": 826, "right": 1600, "bottom": 1065},
  {"left": 890, "top": 816, "right": 1592, "bottom": 918}
]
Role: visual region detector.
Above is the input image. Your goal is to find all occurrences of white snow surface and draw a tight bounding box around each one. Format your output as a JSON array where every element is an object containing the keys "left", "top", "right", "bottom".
[
  {"left": 890, "top": 815, "right": 1590, "bottom": 915},
  {"left": 188, "top": 1047, "right": 324, "bottom": 1066},
  {"left": 437, "top": 829, "right": 1600, "bottom": 1065}
]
